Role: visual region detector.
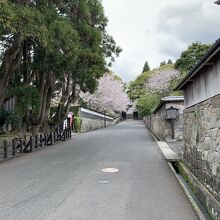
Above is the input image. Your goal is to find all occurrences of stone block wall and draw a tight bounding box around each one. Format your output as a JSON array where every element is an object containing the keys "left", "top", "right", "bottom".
[
  {"left": 78, "top": 107, "right": 118, "bottom": 133},
  {"left": 173, "top": 116, "right": 184, "bottom": 141},
  {"left": 144, "top": 105, "right": 184, "bottom": 142},
  {"left": 80, "top": 118, "right": 116, "bottom": 133},
  {"left": 150, "top": 107, "right": 167, "bottom": 140},
  {"left": 183, "top": 94, "right": 220, "bottom": 219}
]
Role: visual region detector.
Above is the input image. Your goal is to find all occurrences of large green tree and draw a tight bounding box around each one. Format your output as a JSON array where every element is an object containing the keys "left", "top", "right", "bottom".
[
  {"left": 175, "top": 42, "right": 211, "bottom": 75},
  {"left": 142, "top": 60, "right": 150, "bottom": 73},
  {"left": 0, "top": 0, "right": 121, "bottom": 133},
  {"left": 51, "top": 0, "right": 121, "bottom": 129},
  {"left": 127, "top": 71, "right": 152, "bottom": 101},
  {"left": 0, "top": 0, "right": 48, "bottom": 108},
  {"left": 160, "top": 60, "right": 166, "bottom": 66},
  {"left": 136, "top": 92, "right": 160, "bottom": 117},
  {"left": 167, "top": 59, "right": 173, "bottom": 64}
]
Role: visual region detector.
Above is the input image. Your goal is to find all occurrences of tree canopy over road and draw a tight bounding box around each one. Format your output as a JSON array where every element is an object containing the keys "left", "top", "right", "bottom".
[{"left": 0, "top": 0, "right": 121, "bottom": 133}]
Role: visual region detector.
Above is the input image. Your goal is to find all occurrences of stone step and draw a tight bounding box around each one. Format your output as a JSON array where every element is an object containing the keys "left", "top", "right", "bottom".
[{"left": 156, "top": 141, "right": 180, "bottom": 162}]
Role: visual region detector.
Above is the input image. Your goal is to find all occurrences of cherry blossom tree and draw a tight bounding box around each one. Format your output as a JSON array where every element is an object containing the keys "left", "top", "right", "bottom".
[
  {"left": 146, "top": 69, "right": 180, "bottom": 95},
  {"left": 80, "top": 74, "right": 130, "bottom": 114}
]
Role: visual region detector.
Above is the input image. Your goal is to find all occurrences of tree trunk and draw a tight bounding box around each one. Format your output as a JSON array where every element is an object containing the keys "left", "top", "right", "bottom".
[
  {"left": 52, "top": 78, "right": 77, "bottom": 130},
  {"left": 30, "top": 71, "right": 55, "bottom": 133},
  {"left": 0, "top": 34, "right": 23, "bottom": 107},
  {"left": 40, "top": 73, "right": 55, "bottom": 133}
]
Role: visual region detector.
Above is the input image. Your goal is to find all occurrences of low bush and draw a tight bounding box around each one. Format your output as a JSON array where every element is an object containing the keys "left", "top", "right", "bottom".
[{"left": 74, "top": 116, "right": 82, "bottom": 133}]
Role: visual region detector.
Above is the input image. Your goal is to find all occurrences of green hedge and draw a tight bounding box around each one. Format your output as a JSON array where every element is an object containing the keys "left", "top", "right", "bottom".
[{"left": 74, "top": 116, "right": 82, "bottom": 133}]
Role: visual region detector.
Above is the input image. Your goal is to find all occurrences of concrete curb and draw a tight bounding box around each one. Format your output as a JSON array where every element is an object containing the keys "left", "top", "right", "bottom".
[{"left": 146, "top": 126, "right": 209, "bottom": 220}]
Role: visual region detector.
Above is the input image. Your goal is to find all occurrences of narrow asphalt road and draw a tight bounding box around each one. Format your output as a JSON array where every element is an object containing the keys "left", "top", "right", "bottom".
[{"left": 0, "top": 120, "right": 198, "bottom": 220}]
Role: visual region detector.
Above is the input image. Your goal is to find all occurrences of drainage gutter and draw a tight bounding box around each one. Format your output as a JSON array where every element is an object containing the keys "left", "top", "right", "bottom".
[{"left": 146, "top": 126, "right": 213, "bottom": 220}]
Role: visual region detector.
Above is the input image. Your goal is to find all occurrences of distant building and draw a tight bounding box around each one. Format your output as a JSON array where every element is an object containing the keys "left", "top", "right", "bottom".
[
  {"left": 175, "top": 38, "right": 220, "bottom": 219},
  {"left": 144, "top": 96, "right": 184, "bottom": 142},
  {"left": 126, "top": 103, "right": 142, "bottom": 120}
]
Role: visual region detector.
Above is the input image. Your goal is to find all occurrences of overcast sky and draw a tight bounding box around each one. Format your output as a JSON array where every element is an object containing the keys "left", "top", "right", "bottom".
[{"left": 102, "top": 0, "right": 220, "bottom": 82}]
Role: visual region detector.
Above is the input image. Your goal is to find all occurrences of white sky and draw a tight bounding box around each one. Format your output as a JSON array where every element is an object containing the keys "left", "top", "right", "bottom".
[{"left": 102, "top": 0, "right": 220, "bottom": 82}]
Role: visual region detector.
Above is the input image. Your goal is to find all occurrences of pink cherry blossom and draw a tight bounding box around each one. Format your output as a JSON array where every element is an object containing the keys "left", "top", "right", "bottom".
[
  {"left": 80, "top": 74, "right": 130, "bottom": 114},
  {"left": 146, "top": 69, "right": 179, "bottom": 95}
]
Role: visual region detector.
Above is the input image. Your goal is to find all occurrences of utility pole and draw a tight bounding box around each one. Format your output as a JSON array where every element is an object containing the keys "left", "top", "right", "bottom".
[
  {"left": 171, "top": 119, "right": 175, "bottom": 140},
  {"left": 104, "top": 110, "right": 106, "bottom": 127}
]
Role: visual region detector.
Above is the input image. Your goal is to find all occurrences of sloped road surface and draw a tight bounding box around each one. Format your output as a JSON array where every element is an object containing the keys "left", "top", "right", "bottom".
[{"left": 0, "top": 120, "right": 198, "bottom": 220}]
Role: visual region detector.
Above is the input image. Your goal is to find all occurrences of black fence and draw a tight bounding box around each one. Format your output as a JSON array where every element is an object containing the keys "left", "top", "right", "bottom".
[{"left": 0, "top": 128, "right": 72, "bottom": 163}]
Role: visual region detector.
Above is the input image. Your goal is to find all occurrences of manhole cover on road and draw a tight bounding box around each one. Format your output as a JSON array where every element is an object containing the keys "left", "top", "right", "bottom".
[
  {"left": 102, "top": 168, "right": 119, "bottom": 173},
  {"left": 98, "top": 180, "right": 109, "bottom": 184}
]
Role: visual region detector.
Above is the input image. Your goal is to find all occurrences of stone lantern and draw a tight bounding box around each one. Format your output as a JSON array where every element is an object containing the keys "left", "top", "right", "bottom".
[{"left": 165, "top": 106, "right": 179, "bottom": 139}]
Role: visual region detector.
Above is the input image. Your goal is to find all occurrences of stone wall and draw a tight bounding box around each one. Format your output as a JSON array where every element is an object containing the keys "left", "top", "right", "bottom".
[
  {"left": 78, "top": 107, "right": 118, "bottom": 133},
  {"left": 183, "top": 94, "right": 220, "bottom": 219},
  {"left": 144, "top": 104, "right": 184, "bottom": 142},
  {"left": 80, "top": 118, "right": 116, "bottom": 133}
]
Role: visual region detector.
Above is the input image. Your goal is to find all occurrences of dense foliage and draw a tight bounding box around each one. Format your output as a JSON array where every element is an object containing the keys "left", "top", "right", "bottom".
[
  {"left": 136, "top": 93, "right": 160, "bottom": 117},
  {"left": 0, "top": 0, "right": 121, "bottom": 133},
  {"left": 127, "top": 71, "right": 153, "bottom": 101},
  {"left": 74, "top": 116, "right": 82, "bottom": 133},
  {"left": 175, "top": 42, "right": 211, "bottom": 75},
  {"left": 129, "top": 64, "right": 181, "bottom": 117},
  {"left": 132, "top": 41, "right": 212, "bottom": 117}
]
